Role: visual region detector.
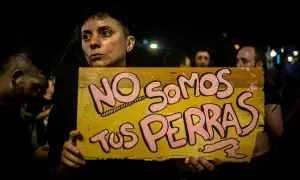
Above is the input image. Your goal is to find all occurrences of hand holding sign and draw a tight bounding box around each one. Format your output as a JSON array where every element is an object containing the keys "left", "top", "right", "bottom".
[
  {"left": 61, "top": 130, "right": 86, "bottom": 168},
  {"left": 183, "top": 157, "right": 222, "bottom": 172}
]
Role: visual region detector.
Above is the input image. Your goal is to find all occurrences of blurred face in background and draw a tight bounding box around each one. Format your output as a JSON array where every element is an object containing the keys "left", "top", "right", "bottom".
[
  {"left": 180, "top": 57, "right": 191, "bottom": 67},
  {"left": 43, "top": 80, "right": 54, "bottom": 101},
  {"left": 236, "top": 47, "right": 256, "bottom": 68},
  {"left": 0, "top": 54, "right": 47, "bottom": 104},
  {"left": 195, "top": 51, "right": 210, "bottom": 67}
]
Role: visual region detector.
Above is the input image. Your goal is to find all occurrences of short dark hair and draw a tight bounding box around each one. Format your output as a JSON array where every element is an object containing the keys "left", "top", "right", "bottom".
[
  {"left": 193, "top": 46, "right": 213, "bottom": 67},
  {"left": 0, "top": 53, "right": 37, "bottom": 75},
  {"left": 60, "top": 6, "right": 133, "bottom": 66},
  {"left": 88, "top": 12, "right": 130, "bottom": 36},
  {"left": 194, "top": 47, "right": 212, "bottom": 58}
]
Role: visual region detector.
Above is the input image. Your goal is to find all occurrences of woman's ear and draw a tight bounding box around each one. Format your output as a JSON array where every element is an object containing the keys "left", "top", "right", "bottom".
[
  {"left": 126, "top": 35, "right": 135, "bottom": 52},
  {"left": 11, "top": 69, "right": 24, "bottom": 89}
]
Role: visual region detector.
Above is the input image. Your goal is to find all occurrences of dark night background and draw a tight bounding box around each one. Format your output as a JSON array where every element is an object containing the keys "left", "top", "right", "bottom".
[
  {"left": 1, "top": 3, "right": 300, "bottom": 74},
  {"left": 0, "top": 3, "right": 299, "bottom": 178}
]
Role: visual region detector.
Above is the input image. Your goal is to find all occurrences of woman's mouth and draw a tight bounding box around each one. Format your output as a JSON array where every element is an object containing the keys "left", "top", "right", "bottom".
[{"left": 89, "top": 54, "right": 105, "bottom": 61}]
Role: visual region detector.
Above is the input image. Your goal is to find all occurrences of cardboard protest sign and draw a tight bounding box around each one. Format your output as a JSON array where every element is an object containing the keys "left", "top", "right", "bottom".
[{"left": 77, "top": 67, "right": 264, "bottom": 162}]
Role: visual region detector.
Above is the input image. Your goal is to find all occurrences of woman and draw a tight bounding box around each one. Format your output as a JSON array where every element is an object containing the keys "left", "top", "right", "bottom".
[{"left": 48, "top": 8, "right": 177, "bottom": 179}]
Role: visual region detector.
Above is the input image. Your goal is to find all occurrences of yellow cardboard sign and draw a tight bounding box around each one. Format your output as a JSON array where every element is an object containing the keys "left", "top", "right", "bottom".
[{"left": 77, "top": 67, "right": 264, "bottom": 162}]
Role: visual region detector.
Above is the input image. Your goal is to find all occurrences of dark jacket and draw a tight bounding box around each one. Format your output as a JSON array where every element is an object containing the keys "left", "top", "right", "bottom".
[{"left": 0, "top": 103, "right": 35, "bottom": 179}]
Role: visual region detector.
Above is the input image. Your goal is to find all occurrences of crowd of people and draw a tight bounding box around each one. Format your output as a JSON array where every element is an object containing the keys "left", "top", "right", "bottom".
[{"left": 1, "top": 7, "right": 298, "bottom": 180}]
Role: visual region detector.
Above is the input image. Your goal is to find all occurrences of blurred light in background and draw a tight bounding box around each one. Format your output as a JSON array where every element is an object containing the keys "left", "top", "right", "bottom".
[
  {"left": 142, "top": 38, "right": 149, "bottom": 45},
  {"left": 234, "top": 44, "right": 240, "bottom": 50},
  {"left": 150, "top": 43, "right": 158, "bottom": 49},
  {"left": 281, "top": 47, "right": 284, "bottom": 53},
  {"left": 276, "top": 55, "right": 281, "bottom": 65},
  {"left": 293, "top": 50, "right": 298, "bottom": 56},
  {"left": 288, "top": 56, "right": 293, "bottom": 62},
  {"left": 270, "top": 49, "right": 277, "bottom": 58}
]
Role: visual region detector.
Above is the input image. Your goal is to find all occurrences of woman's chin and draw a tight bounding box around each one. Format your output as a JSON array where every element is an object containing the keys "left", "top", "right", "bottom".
[{"left": 89, "top": 60, "right": 108, "bottom": 67}]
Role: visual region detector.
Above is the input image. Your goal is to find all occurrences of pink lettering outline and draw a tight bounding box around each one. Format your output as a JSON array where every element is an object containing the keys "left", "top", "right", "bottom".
[
  {"left": 108, "top": 132, "right": 123, "bottom": 149},
  {"left": 184, "top": 107, "right": 209, "bottom": 145},
  {"left": 177, "top": 72, "right": 200, "bottom": 99},
  {"left": 216, "top": 68, "right": 234, "bottom": 99},
  {"left": 89, "top": 78, "right": 115, "bottom": 114},
  {"left": 112, "top": 72, "right": 140, "bottom": 103},
  {"left": 237, "top": 91, "right": 259, "bottom": 136},
  {"left": 166, "top": 113, "right": 187, "bottom": 149},
  {"left": 199, "top": 73, "right": 219, "bottom": 96},
  {"left": 221, "top": 103, "right": 243, "bottom": 137},
  {"left": 120, "top": 123, "right": 139, "bottom": 149},
  {"left": 202, "top": 104, "right": 225, "bottom": 140},
  {"left": 139, "top": 114, "right": 168, "bottom": 153},
  {"left": 164, "top": 84, "right": 181, "bottom": 104},
  {"left": 144, "top": 81, "right": 168, "bottom": 113},
  {"left": 89, "top": 129, "right": 110, "bottom": 153},
  {"left": 199, "top": 138, "right": 247, "bottom": 159}
]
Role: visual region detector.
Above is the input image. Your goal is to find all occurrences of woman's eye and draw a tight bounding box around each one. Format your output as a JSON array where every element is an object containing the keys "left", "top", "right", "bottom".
[
  {"left": 101, "top": 30, "right": 112, "bottom": 37},
  {"left": 82, "top": 33, "right": 91, "bottom": 41}
]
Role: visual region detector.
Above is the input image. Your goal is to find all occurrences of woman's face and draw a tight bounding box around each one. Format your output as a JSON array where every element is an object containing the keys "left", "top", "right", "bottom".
[{"left": 81, "top": 15, "right": 135, "bottom": 67}]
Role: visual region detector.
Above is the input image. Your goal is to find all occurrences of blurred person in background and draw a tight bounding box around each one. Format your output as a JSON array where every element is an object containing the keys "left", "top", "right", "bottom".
[
  {"left": 0, "top": 53, "right": 47, "bottom": 178},
  {"left": 163, "top": 51, "right": 191, "bottom": 67},
  {"left": 234, "top": 46, "right": 283, "bottom": 178},
  {"left": 193, "top": 47, "right": 213, "bottom": 67}
]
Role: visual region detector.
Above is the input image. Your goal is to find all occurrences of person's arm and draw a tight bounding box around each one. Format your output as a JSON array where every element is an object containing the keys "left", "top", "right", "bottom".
[
  {"left": 32, "top": 143, "right": 49, "bottom": 161},
  {"left": 36, "top": 108, "right": 51, "bottom": 120},
  {"left": 20, "top": 105, "right": 33, "bottom": 120},
  {"left": 264, "top": 82, "right": 284, "bottom": 137},
  {"left": 265, "top": 104, "right": 284, "bottom": 137}
]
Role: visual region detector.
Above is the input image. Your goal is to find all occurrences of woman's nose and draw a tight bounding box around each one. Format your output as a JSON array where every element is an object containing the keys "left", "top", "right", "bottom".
[{"left": 90, "top": 36, "right": 101, "bottom": 50}]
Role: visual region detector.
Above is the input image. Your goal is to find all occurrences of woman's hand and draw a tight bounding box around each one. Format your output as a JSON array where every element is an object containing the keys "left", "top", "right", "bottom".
[{"left": 60, "top": 130, "right": 86, "bottom": 168}]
